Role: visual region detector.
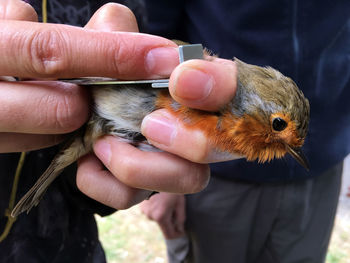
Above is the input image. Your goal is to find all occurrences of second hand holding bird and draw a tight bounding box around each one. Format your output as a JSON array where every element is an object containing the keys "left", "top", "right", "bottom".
[{"left": 12, "top": 47, "right": 310, "bottom": 217}]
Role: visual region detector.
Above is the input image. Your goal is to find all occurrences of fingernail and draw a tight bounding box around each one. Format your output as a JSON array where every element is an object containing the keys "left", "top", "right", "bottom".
[
  {"left": 145, "top": 47, "right": 179, "bottom": 77},
  {"left": 174, "top": 67, "right": 214, "bottom": 100},
  {"left": 94, "top": 138, "right": 111, "bottom": 165},
  {"left": 141, "top": 113, "right": 177, "bottom": 146}
]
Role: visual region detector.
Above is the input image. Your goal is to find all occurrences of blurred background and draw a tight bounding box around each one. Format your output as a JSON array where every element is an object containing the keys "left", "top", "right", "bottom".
[{"left": 96, "top": 156, "right": 350, "bottom": 263}]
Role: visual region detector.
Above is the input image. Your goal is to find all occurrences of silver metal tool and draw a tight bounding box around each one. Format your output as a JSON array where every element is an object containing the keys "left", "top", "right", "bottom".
[{"left": 60, "top": 44, "right": 204, "bottom": 88}]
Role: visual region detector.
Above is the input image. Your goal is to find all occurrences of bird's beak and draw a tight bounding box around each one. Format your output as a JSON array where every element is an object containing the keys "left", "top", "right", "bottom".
[{"left": 285, "top": 145, "right": 310, "bottom": 171}]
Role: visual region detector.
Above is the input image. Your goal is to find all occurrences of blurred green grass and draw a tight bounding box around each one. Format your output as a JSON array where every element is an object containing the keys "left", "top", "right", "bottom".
[
  {"left": 327, "top": 211, "right": 350, "bottom": 263},
  {"left": 96, "top": 205, "right": 166, "bottom": 263},
  {"left": 97, "top": 205, "right": 350, "bottom": 263}
]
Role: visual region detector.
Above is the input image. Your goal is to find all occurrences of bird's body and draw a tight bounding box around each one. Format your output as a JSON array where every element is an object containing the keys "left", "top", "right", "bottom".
[{"left": 12, "top": 58, "right": 310, "bottom": 217}]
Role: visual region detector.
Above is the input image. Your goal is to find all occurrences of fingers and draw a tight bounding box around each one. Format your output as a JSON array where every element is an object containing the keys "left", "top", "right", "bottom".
[
  {"left": 174, "top": 195, "right": 186, "bottom": 233},
  {"left": 0, "top": 0, "right": 38, "bottom": 21},
  {"left": 76, "top": 154, "right": 151, "bottom": 210},
  {"left": 141, "top": 57, "right": 239, "bottom": 163},
  {"left": 0, "top": 133, "right": 64, "bottom": 153},
  {"left": 141, "top": 109, "right": 208, "bottom": 162},
  {"left": 0, "top": 0, "right": 75, "bottom": 152},
  {"left": 93, "top": 137, "right": 210, "bottom": 193},
  {"left": 140, "top": 193, "right": 186, "bottom": 239},
  {"left": 141, "top": 109, "right": 242, "bottom": 163},
  {"left": 77, "top": 5, "right": 207, "bottom": 210},
  {"left": 159, "top": 194, "right": 186, "bottom": 238},
  {"left": 158, "top": 219, "right": 177, "bottom": 239},
  {"left": 0, "top": 20, "right": 178, "bottom": 79},
  {"left": 0, "top": 81, "right": 89, "bottom": 134},
  {"left": 85, "top": 4, "right": 237, "bottom": 113},
  {"left": 85, "top": 3, "right": 139, "bottom": 32},
  {"left": 169, "top": 57, "right": 237, "bottom": 111}
]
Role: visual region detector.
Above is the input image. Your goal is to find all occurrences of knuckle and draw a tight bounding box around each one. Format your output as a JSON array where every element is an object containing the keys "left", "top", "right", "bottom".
[
  {"left": 219, "top": 59, "right": 238, "bottom": 95},
  {"left": 54, "top": 96, "right": 76, "bottom": 132},
  {"left": 76, "top": 169, "right": 87, "bottom": 192},
  {"left": 20, "top": 2, "right": 38, "bottom": 21},
  {"left": 188, "top": 136, "right": 211, "bottom": 164},
  {"left": 116, "top": 156, "right": 140, "bottom": 185},
  {"left": 118, "top": 203, "right": 133, "bottom": 210},
  {"left": 105, "top": 3, "right": 136, "bottom": 19},
  {"left": 54, "top": 85, "right": 88, "bottom": 132},
  {"left": 115, "top": 4, "right": 138, "bottom": 27},
  {"left": 111, "top": 35, "right": 137, "bottom": 78},
  {"left": 192, "top": 149, "right": 208, "bottom": 164},
  {"left": 116, "top": 191, "right": 139, "bottom": 210},
  {"left": 36, "top": 83, "right": 88, "bottom": 133},
  {"left": 152, "top": 211, "right": 166, "bottom": 223},
  {"left": 28, "top": 29, "right": 69, "bottom": 76},
  {"left": 76, "top": 166, "right": 97, "bottom": 195},
  {"left": 77, "top": 170, "right": 138, "bottom": 210},
  {"left": 1, "top": 0, "right": 38, "bottom": 21},
  {"left": 116, "top": 4, "right": 135, "bottom": 17},
  {"left": 183, "top": 164, "right": 210, "bottom": 193}
]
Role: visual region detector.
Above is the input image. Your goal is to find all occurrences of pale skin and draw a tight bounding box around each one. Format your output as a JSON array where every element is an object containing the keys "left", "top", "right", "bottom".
[
  {"left": 1, "top": 1, "right": 237, "bottom": 210},
  {"left": 141, "top": 193, "right": 186, "bottom": 239}
]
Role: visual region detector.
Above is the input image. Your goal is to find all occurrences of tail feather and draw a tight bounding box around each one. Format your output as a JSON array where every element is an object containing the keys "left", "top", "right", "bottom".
[
  {"left": 11, "top": 130, "right": 89, "bottom": 217},
  {"left": 11, "top": 164, "right": 65, "bottom": 217}
]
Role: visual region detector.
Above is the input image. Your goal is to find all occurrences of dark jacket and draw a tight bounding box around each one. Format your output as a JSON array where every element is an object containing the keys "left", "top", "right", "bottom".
[{"left": 144, "top": 0, "right": 350, "bottom": 182}]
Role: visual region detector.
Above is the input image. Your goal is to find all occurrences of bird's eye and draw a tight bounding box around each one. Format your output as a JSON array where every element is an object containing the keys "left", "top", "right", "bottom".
[{"left": 272, "top": 118, "right": 287, "bottom": 131}]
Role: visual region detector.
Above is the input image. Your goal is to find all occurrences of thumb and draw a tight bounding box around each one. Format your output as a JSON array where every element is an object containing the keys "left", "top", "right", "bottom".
[
  {"left": 0, "top": 0, "right": 38, "bottom": 21},
  {"left": 85, "top": 3, "right": 139, "bottom": 32}
]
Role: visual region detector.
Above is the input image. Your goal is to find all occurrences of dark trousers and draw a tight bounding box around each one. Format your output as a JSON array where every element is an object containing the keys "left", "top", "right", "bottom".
[{"left": 166, "top": 163, "right": 342, "bottom": 263}]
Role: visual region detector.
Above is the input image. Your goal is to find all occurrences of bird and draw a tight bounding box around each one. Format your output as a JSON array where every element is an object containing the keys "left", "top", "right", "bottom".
[{"left": 11, "top": 57, "right": 310, "bottom": 217}]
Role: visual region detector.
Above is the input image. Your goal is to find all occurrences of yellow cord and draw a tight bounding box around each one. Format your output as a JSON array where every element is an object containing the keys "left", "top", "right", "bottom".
[
  {"left": 0, "top": 0, "right": 48, "bottom": 243},
  {"left": 42, "top": 0, "right": 48, "bottom": 23},
  {"left": 0, "top": 152, "right": 26, "bottom": 243}
]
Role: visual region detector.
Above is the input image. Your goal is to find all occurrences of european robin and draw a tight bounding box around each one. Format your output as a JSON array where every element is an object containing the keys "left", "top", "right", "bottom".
[{"left": 11, "top": 57, "right": 310, "bottom": 217}]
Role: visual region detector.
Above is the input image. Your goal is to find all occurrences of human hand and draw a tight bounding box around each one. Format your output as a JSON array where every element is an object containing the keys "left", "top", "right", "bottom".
[
  {"left": 0, "top": 0, "right": 38, "bottom": 21},
  {"left": 75, "top": 4, "right": 210, "bottom": 209},
  {"left": 10, "top": 2, "right": 238, "bottom": 214},
  {"left": 140, "top": 46, "right": 238, "bottom": 164},
  {"left": 0, "top": 0, "right": 70, "bottom": 151},
  {"left": 0, "top": 2, "right": 178, "bottom": 153},
  {"left": 77, "top": 4, "right": 238, "bottom": 209},
  {"left": 141, "top": 193, "right": 186, "bottom": 239}
]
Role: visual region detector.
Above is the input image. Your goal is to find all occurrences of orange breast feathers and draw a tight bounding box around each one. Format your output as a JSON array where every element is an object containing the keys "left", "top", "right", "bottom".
[{"left": 155, "top": 90, "right": 303, "bottom": 163}]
